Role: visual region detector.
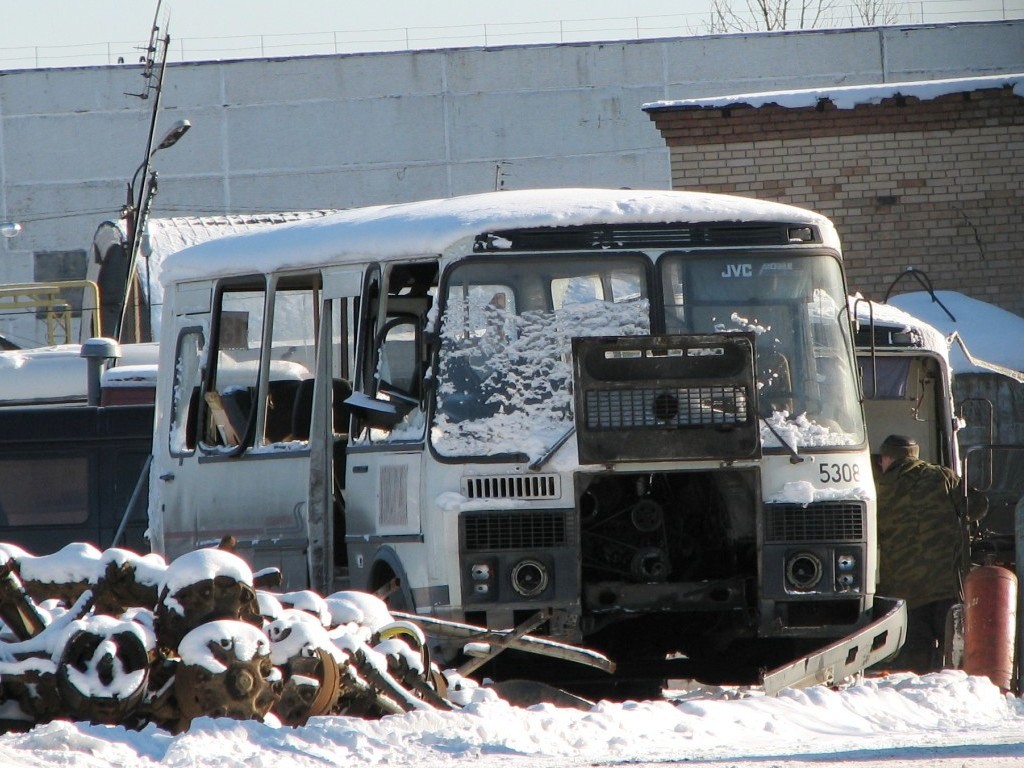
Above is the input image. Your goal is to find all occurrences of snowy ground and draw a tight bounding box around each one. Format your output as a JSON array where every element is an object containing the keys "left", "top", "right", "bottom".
[{"left": 1, "top": 670, "right": 1023, "bottom": 767}]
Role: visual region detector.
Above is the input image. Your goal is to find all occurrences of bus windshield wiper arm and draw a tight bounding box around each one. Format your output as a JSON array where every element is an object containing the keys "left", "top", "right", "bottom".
[
  {"left": 528, "top": 426, "right": 576, "bottom": 471},
  {"left": 759, "top": 413, "right": 805, "bottom": 464}
]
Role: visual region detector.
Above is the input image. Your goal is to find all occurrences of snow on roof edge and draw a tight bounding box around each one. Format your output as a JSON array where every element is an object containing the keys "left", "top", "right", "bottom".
[{"left": 643, "top": 72, "right": 1024, "bottom": 112}]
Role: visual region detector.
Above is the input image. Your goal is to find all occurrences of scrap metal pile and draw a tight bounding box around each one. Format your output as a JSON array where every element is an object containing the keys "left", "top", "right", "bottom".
[{"left": 0, "top": 540, "right": 609, "bottom": 733}]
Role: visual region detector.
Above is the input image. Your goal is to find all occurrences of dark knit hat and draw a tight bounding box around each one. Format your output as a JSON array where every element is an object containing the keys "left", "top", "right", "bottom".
[{"left": 880, "top": 434, "right": 919, "bottom": 460}]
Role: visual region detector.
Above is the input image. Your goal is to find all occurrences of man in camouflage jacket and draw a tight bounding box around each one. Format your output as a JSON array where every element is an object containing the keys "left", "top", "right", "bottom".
[{"left": 875, "top": 434, "right": 966, "bottom": 673}]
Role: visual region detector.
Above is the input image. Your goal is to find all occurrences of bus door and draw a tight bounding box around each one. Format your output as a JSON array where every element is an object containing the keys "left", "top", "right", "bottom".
[
  {"left": 308, "top": 266, "right": 362, "bottom": 593},
  {"left": 158, "top": 274, "right": 320, "bottom": 588},
  {"left": 344, "top": 261, "right": 438, "bottom": 606}
]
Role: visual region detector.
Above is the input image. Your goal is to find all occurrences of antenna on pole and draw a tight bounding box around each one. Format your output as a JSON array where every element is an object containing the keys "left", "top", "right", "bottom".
[
  {"left": 117, "top": 0, "right": 181, "bottom": 343},
  {"left": 125, "top": 0, "right": 165, "bottom": 100}
]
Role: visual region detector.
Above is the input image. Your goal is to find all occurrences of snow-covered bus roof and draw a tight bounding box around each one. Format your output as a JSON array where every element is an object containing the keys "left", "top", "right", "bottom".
[
  {"left": 642, "top": 73, "right": 1024, "bottom": 112},
  {"left": 851, "top": 295, "right": 950, "bottom": 359},
  {"left": 890, "top": 291, "right": 1024, "bottom": 382},
  {"left": 851, "top": 291, "right": 1024, "bottom": 384},
  {"left": 159, "top": 188, "right": 840, "bottom": 286}
]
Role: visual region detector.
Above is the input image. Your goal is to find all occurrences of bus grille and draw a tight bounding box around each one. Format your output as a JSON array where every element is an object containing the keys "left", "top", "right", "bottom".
[
  {"left": 462, "top": 511, "right": 569, "bottom": 550},
  {"left": 765, "top": 502, "right": 865, "bottom": 543},
  {"left": 584, "top": 386, "right": 749, "bottom": 429},
  {"left": 463, "top": 473, "right": 560, "bottom": 500}
]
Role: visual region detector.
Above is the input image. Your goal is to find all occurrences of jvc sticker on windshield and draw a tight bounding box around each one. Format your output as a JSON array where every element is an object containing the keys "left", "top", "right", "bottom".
[{"left": 721, "top": 264, "right": 752, "bottom": 278}]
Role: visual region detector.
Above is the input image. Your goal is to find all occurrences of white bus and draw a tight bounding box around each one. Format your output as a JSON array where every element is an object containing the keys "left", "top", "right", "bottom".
[{"left": 149, "top": 188, "right": 885, "bottom": 674}]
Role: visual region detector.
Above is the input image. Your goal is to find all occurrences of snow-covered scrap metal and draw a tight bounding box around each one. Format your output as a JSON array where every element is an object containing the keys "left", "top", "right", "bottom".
[{"left": 0, "top": 541, "right": 606, "bottom": 733}]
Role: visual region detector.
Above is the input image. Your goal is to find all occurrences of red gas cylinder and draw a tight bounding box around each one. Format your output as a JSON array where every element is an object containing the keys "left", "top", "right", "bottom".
[{"left": 962, "top": 564, "right": 1018, "bottom": 691}]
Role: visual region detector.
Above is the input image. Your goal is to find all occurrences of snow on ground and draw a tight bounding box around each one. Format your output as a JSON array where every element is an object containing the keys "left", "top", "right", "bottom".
[{"left": 1, "top": 670, "right": 1023, "bottom": 767}]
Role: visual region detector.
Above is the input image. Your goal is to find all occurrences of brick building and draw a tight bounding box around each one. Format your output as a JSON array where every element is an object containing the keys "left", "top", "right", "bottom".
[{"left": 644, "top": 74, "right": 1024, "bottom": 317}]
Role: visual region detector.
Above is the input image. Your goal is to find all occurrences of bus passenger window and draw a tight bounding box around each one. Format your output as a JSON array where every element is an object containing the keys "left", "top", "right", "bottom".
[
  {"left": 263, "top": 277, "right": 319, "bottom": 443},
  {"left": 170, "top": 328, "right": 205, "bottom": 454},
  {"left": 552, "top": 275, "right": 603, "bottom": 308},
  {"left": 204, "top": 284, "right": 265, "bottom": 448}
]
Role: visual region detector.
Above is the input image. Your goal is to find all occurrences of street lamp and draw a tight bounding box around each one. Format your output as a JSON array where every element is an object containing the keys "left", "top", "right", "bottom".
[
  {"left": 154, "top": 118, "right": 191, "bottom": 152},
  {"left": 118, "top": 117, "right": 191, "bottom": 342},
  {"left": 0, "top": 222, "right": 21, "bottom": 238},
  {"left": 128, "top": 119, "right": 191, "bottom": 209}
]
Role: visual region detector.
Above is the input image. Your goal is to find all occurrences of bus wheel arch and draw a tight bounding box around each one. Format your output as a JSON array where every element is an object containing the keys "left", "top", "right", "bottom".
[{"left": 369, "top": 547, "right": 415, "bottom": 613}]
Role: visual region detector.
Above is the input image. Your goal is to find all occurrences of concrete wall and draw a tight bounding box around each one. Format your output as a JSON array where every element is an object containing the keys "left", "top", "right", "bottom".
[{"left": 0, "top": 19, "right": 1021, "bottom": 345}]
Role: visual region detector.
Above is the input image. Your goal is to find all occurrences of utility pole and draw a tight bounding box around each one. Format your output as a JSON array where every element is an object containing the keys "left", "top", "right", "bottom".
[{"left": 116, "top": 0, "right": 190, "bottom": 343}]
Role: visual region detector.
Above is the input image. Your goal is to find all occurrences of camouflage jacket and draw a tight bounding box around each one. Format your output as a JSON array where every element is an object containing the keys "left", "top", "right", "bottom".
[{"left": 876, "top": 458, "right": 965, "bottom": 609}]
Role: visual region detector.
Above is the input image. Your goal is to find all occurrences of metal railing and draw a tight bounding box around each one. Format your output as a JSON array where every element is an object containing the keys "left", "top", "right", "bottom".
[{"left": 1, "top": 2, "right": 1020, "bottom": 70}]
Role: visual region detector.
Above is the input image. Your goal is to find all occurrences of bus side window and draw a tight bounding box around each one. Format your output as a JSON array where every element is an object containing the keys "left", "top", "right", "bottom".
[
  {"left": 358, "top": 261, "right": 437, "bottom": 442},
  {"left": 203, "top": 282, "right": 266, "bottom": 448},
  {"left": 334, "top": 296, "right": 356, "bottom": 435},
  {"left": 263, "top": 275, "right": 319, "bottom": 444},
  {"left": 170, "top": 327, "right": 205, "bottom": 454}
]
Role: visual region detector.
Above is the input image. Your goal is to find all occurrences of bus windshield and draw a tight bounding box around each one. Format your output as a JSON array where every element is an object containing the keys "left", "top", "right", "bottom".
[
  {"left": 432, "top": 255, "right": 649, "bottom": 459},
  {"left": 431, "top": 249, "right": 864, "bottom": 461},
  {"left": 661, "top": 251, "right": 864, "bottom": 448}
]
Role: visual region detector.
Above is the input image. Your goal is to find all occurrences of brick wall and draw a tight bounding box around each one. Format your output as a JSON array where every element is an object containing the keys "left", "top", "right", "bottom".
[{"left": 647, "top": 86, "right": 1024, "bottom": 316}]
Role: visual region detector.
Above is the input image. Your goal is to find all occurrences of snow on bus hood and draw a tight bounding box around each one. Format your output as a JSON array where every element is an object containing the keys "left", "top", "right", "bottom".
[{"left": 159, "top": 188, "right": 839, "bottom": 286}]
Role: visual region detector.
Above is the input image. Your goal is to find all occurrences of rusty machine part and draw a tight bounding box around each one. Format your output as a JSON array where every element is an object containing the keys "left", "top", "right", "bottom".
[
  {"left": 0, "top": 666, "right": 62, "bottom": 727},
  {"left": 274, "top": 647, "right": 343, "bottom": 726},
  {"left": 0, "top": 540, "right": 614, "bottom": 733},
  {"left": 174, "top": 620, "right": 283, "bottom": 732},
  {"left": 0, "top": 562, "right": 46, "bottom": 640},
  {"left": 376, "top": 621, "right": 451, "bottom": 709},
  {"left": 90, "top": 559, "right": 160, "bottom": 617},
  {"left": 19, "top": 578, "right": 91, "bottom": 607},
  {"left": 155, "top": 574, "right": 262, "bottom": 651},
  {"left": 331, "top": 651, "right": 411, "bottom": 718},
  {"left": 56, "top": 619, "right": 152, "bottom": 724}
]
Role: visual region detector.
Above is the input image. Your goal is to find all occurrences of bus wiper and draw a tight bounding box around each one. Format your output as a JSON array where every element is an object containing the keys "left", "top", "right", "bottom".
[
  {"left": 759, "top": 413, "right": 805, "bottom": 464},
  {"left": 528, "top": 426, "right": 576, "bottom": 471}
]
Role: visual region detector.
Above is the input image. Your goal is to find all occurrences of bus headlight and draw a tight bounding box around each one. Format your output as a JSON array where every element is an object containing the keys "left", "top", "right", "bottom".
[
  {"left": 467, "top": 558, "right": 496, "bottom": 600},
  {"left": 471, "top": 563, "right": 491, "bottom": 581},
  {"left": 510, "top": 559, "right": 549, "bottom": 598},
  {"left": 836, "top": 552, "right": 858, "bottom": 590},
  {"left": 785, "top": 552, "right": 823, "bottom": 591}
]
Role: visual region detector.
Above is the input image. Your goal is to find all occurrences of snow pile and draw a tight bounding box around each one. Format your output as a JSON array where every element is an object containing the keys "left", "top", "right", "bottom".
[
  {"left": 1, "top": 670, "right": 1023, "bottom": 767},
  {"left": 0, "top": 542, "right": 453, "bottom": 734},
  {"left": 2, "top": 544, "right": 1024, "bottom": 766},
  {"left": 1, "top": 543, "right": 165, "bottom": 589}
]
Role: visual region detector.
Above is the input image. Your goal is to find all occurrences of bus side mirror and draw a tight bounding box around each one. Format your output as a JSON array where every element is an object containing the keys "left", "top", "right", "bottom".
[{"left": 344, "top": 390, "right": 414, "bottom": 429}]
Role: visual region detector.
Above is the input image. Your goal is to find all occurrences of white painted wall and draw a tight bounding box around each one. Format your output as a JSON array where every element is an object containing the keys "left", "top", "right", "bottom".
[{"left": 0, "top": 19, "right": 1021, "bottom": 345}]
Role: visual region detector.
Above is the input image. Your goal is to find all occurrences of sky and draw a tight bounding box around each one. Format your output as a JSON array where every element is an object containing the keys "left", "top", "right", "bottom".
[{"left": 0, "top": 0, "right": 1016, "bottom": 68}]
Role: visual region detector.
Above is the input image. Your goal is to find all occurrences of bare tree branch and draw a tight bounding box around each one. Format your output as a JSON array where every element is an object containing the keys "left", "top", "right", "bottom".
[{"left": 704, "top": 0, "right": 847, "bottom": 32}]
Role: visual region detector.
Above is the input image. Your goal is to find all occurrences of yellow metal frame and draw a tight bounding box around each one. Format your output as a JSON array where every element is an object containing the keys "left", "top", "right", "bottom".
[{"left": 0, "top": 280, "right": 102, "bottom": 345}]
